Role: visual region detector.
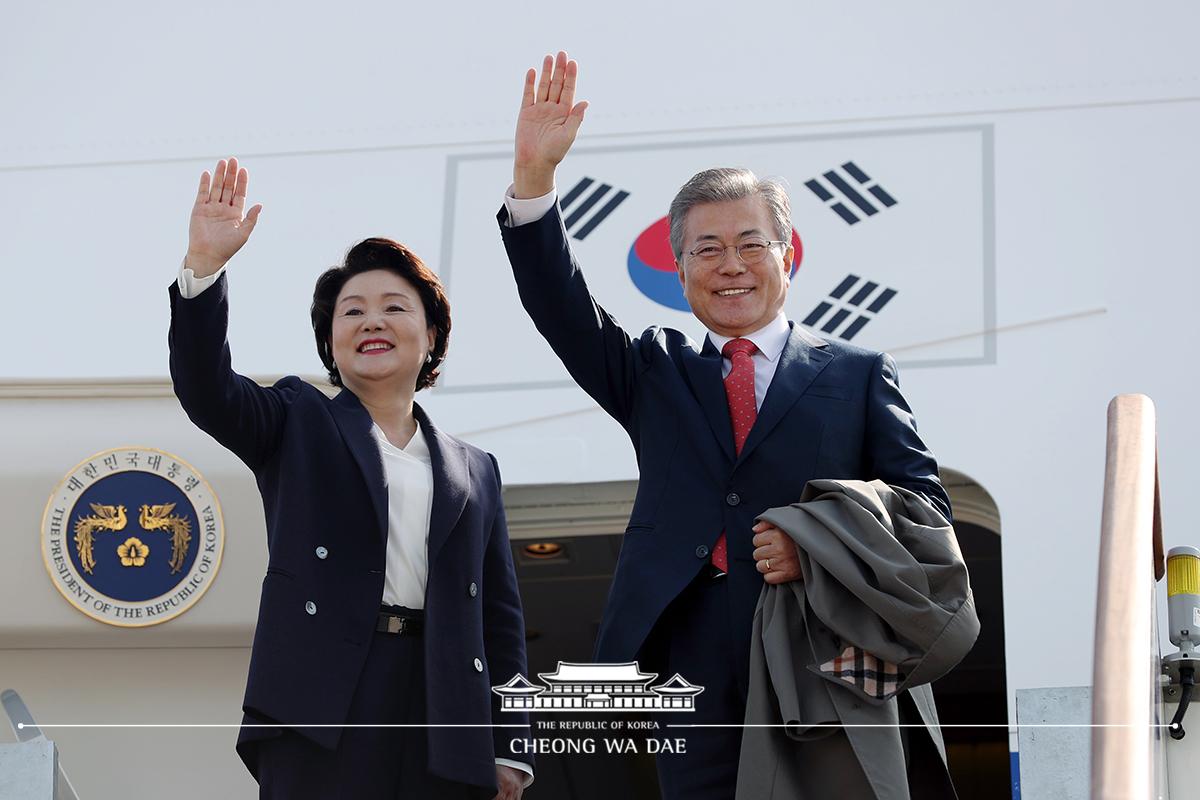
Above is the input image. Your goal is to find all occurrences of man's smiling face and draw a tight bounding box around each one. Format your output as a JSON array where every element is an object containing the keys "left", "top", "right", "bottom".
[{"left": 676, "top": 195, "right": 794, "bottom": 337}]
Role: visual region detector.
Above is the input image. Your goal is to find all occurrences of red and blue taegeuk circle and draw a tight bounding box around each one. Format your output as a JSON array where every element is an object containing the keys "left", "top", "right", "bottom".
[{"left": 627, "top": 217, "right": 803, "bottom": 312}]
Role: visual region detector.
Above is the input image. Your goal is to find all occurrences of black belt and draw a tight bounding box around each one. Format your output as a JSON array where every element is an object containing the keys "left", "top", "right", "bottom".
[{"left": 376, "top": 606, "right": 424, "bottom": 636}]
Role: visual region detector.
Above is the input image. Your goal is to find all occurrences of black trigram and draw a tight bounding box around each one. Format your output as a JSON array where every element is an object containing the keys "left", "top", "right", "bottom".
[
  {"left": 802, "top": 274, "right": 897, "bottom": 341},
  {"left": 805, "top": 162, "right": 897, "bottom": 225},
  {"left": 559, "top": 177, "right": 630, "bottom": 240}
]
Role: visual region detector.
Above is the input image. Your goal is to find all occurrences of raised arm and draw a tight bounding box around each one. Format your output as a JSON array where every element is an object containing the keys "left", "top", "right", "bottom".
[
  {"left": 186, "top": 157, "right": 263, "bottom": 278},
  {"left": 169, "top": 159, "right": 294, "bottom": 470},
  {"left": 512, "top": 51, "right": 588, "bottom": 200},
  {"left": 502, "top": 54, "right": 649, "bottom": 427}
]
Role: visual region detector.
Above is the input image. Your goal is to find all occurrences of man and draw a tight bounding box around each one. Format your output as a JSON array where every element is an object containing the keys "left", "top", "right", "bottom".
[{"left": 498, "top": 52, "right": 955, "bottom": 798}]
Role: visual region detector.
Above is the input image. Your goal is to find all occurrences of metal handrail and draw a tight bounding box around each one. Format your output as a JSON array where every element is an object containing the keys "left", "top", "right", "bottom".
[{"left": 1090, "top": 394, "right": 1165, "bottom": 799}]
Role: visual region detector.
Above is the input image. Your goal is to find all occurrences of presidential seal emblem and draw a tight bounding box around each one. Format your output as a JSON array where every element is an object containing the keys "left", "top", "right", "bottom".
[{"left": 40, "top": 447, "right": 224, "bottom": 627}]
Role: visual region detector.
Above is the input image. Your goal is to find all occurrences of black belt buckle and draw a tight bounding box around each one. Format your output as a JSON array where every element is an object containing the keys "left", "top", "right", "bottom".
[{"left": 376, "top": 611, "right": 422, "bottom": 635}]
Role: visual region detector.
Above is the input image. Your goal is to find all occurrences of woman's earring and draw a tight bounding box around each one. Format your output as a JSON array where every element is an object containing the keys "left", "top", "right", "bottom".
[{"left": 425, "top": 353, "right": 433, "bottom": 365}]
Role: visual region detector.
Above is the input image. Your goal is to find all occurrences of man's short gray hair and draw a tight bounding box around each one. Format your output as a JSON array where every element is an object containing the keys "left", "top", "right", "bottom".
[{"left": 668, "top": 168, "right": 792, "bottom": 261}]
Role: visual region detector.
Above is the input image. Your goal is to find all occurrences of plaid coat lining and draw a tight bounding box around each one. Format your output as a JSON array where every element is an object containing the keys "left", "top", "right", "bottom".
[{"left": 818, "top": 646, "right": 905, "bottom": 701}]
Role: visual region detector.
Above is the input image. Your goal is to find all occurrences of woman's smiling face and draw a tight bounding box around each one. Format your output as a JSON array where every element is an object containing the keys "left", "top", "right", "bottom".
[{"left": 330, "top": 269, "right": 435, "bottom": 393}]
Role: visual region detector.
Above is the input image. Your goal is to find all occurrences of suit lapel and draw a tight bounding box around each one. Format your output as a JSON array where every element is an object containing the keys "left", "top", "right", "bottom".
[
  {"left": 330, "top": 389, "right": 389, "bottom": 544},
  {"left": 415, "top": 403, "right": 470, "bottom": 566},
  {"left": 682, "top": 338, "right": 735, "bottom": 463},
  {"left": 737, "top": 323, "right": 832, "bottom": 466}
]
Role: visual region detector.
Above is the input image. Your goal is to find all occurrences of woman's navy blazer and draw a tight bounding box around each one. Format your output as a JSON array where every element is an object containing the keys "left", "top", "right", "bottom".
[{"left": 167, "top": 275, "right": 530, "bottom": 790}]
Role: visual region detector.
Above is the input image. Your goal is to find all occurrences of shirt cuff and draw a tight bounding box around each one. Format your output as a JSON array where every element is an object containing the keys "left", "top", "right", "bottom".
[
  {"left": 503, "top": 184, "right": 557, "bottom": 227},
  {"left": 177, "top": 257, "right": 226, "bottom": 299},
  {"left": 495, "top": 758, "right": 534, "bottom": 788}
]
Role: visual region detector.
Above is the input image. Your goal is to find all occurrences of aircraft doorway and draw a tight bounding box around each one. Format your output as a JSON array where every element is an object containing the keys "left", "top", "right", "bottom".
[
  {"left": 502, "top": 472, "right": 1009, "bottom": 798},
  {"left": 937, "top": 468, "right": 1010, "bottom": 799}
]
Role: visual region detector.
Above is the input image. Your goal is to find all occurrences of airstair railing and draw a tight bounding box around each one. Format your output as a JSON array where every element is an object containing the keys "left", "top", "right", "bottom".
[{"left": 1090, "top": 394, "right": 1165, "bottom": 800}]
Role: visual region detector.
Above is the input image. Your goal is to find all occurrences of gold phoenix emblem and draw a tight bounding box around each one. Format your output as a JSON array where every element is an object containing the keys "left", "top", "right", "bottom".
[
  {"left": 138, "top": 504, "right": 192, "bottom": 575},
  {"left": 73, "top": 503, "right": 128, "bottom": 574},
  {"left": 72, "top": 502, "right": 193, "bottom": 575},
  {"left": 117, "top": 537, "right": 149, "bottom": 567}
]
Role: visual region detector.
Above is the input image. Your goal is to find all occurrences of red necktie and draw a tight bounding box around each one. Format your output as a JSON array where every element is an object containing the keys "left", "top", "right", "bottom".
[{"left": 712, "top": 338, "right": 758, "bottom": 572}]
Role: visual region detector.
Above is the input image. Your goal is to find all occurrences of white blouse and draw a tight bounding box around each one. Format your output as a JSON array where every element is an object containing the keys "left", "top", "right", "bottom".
[{"left": 372, "top": 421, "right": 434, "bottom": 610}]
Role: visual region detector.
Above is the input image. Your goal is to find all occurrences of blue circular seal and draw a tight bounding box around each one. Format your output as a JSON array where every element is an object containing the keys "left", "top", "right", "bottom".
[{"left": 41, "top": 447, "right": 224, "bottom": 627}]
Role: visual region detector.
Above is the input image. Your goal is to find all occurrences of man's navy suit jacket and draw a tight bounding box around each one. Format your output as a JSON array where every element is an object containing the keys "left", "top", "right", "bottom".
[
  {"left": 167, "top": 275, "right": 530, "bottom": 791},
  {"left": 499, "top": 206, "right": 950, "bottom": 696}
]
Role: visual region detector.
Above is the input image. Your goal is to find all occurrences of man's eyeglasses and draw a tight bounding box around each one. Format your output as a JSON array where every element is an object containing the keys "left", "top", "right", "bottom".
[{"left": 685, "top": 238, "right": 788, "bottom": 266}]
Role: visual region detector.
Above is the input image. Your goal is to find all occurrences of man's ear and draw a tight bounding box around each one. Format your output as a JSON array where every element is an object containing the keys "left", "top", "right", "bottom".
[{"left": 676, "top": 259, "right": 685, "bottom": 288}]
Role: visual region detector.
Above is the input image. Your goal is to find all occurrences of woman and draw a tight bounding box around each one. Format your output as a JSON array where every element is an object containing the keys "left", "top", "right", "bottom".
[{"left": 169, "top": 158, "right": 531, "bottom": 799}]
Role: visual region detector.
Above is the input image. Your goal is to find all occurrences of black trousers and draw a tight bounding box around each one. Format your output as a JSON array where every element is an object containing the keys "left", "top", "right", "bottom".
[
  {"left": 642, "top": 572, "right": 955, "bottom": 799},
  {"left": 641, "top": 571, "right": 747, "bottom": 800},
  {"left": 247, "top": 628, "right": 489, "bottom": 800}
]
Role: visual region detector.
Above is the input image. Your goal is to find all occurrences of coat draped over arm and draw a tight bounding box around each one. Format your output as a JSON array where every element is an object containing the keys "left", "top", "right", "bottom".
[{"left": 737, "top": 479, "right": 979, "bottom": 800}]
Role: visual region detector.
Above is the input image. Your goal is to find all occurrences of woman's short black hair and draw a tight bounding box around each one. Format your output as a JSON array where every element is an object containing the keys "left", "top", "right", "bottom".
[{"left": 311, "top": 238, "right": 451, "bottom": 391}]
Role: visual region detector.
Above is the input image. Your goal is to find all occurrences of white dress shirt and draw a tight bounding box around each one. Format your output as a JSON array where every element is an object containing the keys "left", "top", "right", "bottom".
[
  {"left": 503, "top": 186, "right": 792, "bottom": 409},
  {"left": 177, "top": 260, "right": 223, "bottom": 297},
  {"left": 705, "top": 314, "right": 790, "bottom": 412},
  {"left": 176, "top": 264, "right": 533, "bottom": 785}
]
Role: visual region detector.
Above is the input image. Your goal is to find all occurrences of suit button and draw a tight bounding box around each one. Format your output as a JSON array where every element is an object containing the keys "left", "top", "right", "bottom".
[
  {"left": 473, "top": 658, "right": 484, "bottom": 673},
  {"left": 469, "top": 582, "right": 478, "bottom": 598},
  {"left": 315, "top": 546, "right": 328, "bottom": 560},
  {"left": 305, "top": 601, "right": 317, "bottom": 616},
  {"left": 725, "top": 492, "right": 741, "bottom": 507},
  {"left": 695, "top": 545, "right": 709, "bottom": 558}
]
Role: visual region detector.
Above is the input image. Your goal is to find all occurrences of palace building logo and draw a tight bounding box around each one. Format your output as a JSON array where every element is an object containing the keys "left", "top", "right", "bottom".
[
  {"left": 493, "top": 662, "right": 704, "bottom": 712},
  {"left": 626, "top": 217, "right": 803, "bottom": 312},
  {"left": 40, "top": 447, "right": 224, "bottom": 627}
]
